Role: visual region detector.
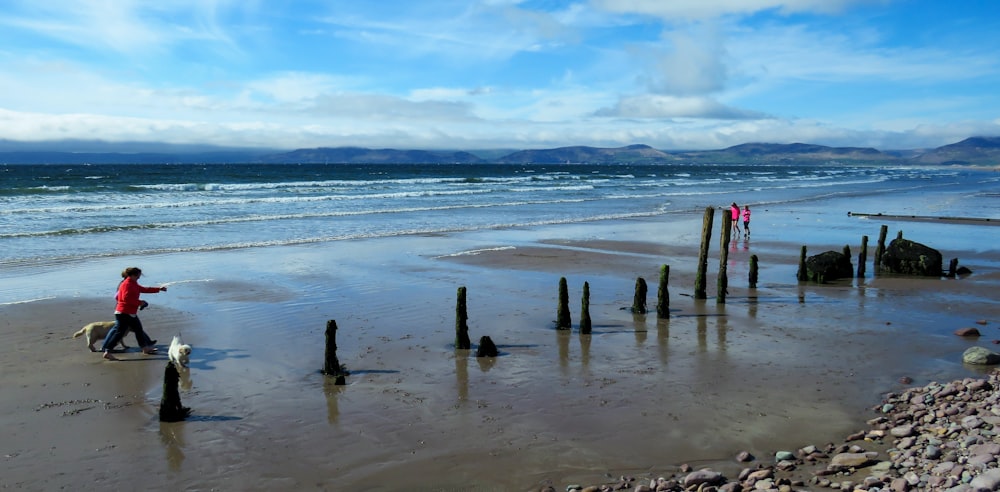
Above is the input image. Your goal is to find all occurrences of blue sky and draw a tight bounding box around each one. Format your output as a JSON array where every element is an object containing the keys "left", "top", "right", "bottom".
[{"left": 0, "top": 0, "right": 998, "bottom": 151}]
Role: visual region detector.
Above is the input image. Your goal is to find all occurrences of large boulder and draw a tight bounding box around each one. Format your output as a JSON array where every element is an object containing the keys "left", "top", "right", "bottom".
[
  {"left": 802, "top": 250, "right": 854, "bottom": 283},
  {"left": 963, "top": 346, "right": 1000, "bottom": 365},
  {"left": 880, "top": 238, "right": 942, "bottom": 276}
]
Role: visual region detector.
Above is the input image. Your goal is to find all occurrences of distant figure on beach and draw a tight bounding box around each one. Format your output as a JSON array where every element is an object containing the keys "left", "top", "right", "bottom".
[
  {"left": 742, "top": 205, "right": 751, "bottom": 238},
  {"left": 101, "top": 267, "right": 167, "bottom": 361},
  {"left": 730, "top": 202, "right": 741, "bottom": 237}
]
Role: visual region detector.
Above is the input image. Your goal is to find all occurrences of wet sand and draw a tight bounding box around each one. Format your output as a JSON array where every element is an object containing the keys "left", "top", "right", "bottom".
[{"left": 2, "top": 204, "right": 999, "bottom": 491}]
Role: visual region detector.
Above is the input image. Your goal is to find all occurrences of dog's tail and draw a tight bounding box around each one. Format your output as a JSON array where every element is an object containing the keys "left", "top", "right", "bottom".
[{"left": 72, "top": 327, "right": 86, "bottom": 338}]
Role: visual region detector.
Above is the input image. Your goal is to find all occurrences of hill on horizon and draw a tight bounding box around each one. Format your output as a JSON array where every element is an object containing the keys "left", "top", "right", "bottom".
[{"left": 1, "top": 137, "right": 998, "bottom": 165}]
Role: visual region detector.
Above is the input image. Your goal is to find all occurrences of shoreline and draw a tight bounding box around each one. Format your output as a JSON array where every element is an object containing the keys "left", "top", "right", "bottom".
[{"left": 2, "top": 199, "right": 999, "bottom": 490}]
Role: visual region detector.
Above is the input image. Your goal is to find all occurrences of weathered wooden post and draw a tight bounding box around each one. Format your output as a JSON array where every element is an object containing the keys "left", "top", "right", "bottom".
[
  {"left": 580, "top": 281, "right": 592, "bottom": 334},
  {"left": 631, "top": 277, "right": 648, "bottom": 314},
  {"left": 874, "top": 225, "right": 888, "bottom": 274},
  {"left": 159, "top": 362, "right": 191, "bottom": 422},
  {"left": 718, "top": 210, "right": 732, "bottom": 303},
  {"left": 857, "top": 235, "right": 868, "bottom": 278},
  {"left": 948, "top": 258, "right": 959, "bottom": 278},
  {"left": 896, "top": 230, "right": 904, "bottom": 240},
  {"left": 656, "top": 264, "right": 670, "bottom": 319},
  {"left": 323, "top": 319, "right": 347, "bottom": 384},
  {"left": 455, "top": 287, "right": 471, "bottom": 349},
  {"left": 749, "top": 255, "right": 758, "bottom": 288},
  {"left": 557, "top": 277, "right": 571, "bottom": 329},
  {"left": 694, "top": 207, "right": 715, "bottom": 299},
  {"left": 476, "top": 335, "right": 498, "bottom": 357},
  {"left": 797, "top": 245, "right": 808, "bottom": 281}
]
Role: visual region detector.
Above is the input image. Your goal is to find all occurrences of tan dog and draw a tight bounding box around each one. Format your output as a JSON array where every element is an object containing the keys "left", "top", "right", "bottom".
[{"left": 72, "top": 321, "right": 130, "bottom": 352}]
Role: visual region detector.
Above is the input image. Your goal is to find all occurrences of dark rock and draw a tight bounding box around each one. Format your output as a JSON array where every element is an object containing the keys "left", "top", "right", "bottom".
[
  {"left": 879, "top": 238, "right": 943, "bottom": 276},
  {"left": 963, "top": 346, "right": 1000, "bottom": 365},
  {"left": 955, "top": 327, "right": 981, "bottom": 337},
  {"left": 802, "top": 250, "right": 853, "bottom": 282}
]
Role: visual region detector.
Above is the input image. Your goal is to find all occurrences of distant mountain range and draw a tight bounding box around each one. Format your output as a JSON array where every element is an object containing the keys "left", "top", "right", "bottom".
[{"left": 2, "top": 136, "right": 999, "bottom": 166}]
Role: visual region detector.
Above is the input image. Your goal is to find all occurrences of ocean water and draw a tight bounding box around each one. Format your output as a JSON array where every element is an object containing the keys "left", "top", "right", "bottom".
[{"left": 2, "top": 162, "right": 996, "bottom": 274}]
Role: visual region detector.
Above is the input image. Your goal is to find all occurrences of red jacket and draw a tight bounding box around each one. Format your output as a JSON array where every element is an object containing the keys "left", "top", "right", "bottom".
[{"left": 115, "top": 277, "right": 160, "bottom": 314}]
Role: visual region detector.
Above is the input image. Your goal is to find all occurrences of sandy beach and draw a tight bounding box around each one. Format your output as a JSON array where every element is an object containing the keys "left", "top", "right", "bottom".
[{"left": 2, "top": 194, "right": 1000, "bottom": 491}]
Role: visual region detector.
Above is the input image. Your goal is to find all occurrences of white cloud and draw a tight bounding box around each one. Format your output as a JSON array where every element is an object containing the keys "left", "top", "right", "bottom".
[{"left": 594, "top": 94, "right": 767, "bottom": 119}]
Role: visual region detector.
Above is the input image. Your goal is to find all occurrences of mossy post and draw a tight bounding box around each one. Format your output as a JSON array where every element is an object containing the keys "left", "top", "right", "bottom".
[
  {"left": 656, "top": 264, "right": 670, "bottom": 319},
  {"left": 323, "top": 319, "right": 346, "bottom": 384},
  {"left": 874, "top": 225, "right": 888, "bottom": 274},
  {"left": 580, "top": 281, "right": 592, "bottom": 334},
  {"left": 631, "top": 277, "right": 648, "bottom": 314},
  {"left": 694, "top": 207, "right": 715, "bottom": 299},
  {"left": 718, "top": 210, "right": 732, "bottom": 303},
  {"left": 557, "top": 277, "right": 571, "bottom": 330},
  {"left": 455, "top": 286, "right": 471, "bottom": 349},
  {"left": 857, "top": 235, "right": 868, "bottom": 278},
  {"left": 797, "top": 245, "right": 808, "bottom": 281},
  {"left": 749, "top": 255, "right": 758, "bottom": 288}
]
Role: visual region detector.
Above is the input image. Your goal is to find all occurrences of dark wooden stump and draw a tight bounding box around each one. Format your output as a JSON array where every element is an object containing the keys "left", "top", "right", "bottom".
[
  {"left": 749, "top": 255, "right": 758, "bottom": 288},
  {"left": 656, "top": 265, "right": 670, "bottom": 319},
  {"left": 476, "top": 335, "right": 498, "bottom": 357},
  {"left": 857, "top": 235, "right": 868, "bottom": 278},
  {"left": 874, "top": 225, "right": 888, "bottom": 274},
  {"left": 159, "top": 362, "right": 191, "bottom": 422},
  {"left": 323, "top": 319, "right": 346, "bottom": 385},
  {"left": 631, "top": 277, "right": 647, "bottom": 314},
  {"left": 694, "top": 207, "right": 714, "bottom": 299},
  {"left": 557, "top": 277, "right": 571, "bottom": 329},
  {"left": 718, "top": 212, "right": 731, "bottom": 303},
  {"left": 455, "top": 286, "right": 471, "bottom": 349},
  {"left": 580, "top": 281, "right": 592, "bottom": 334},
  {"left": 797, "top": 245, "right": 808, "bottom": 281}
]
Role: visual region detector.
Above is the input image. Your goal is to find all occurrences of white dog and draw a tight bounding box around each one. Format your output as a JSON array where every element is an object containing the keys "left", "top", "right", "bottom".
[
  {"left": 72, "top": 321, "right": 130, "bottom": 352},
  {"left": 168, "top": 334, "right": 192, "bottom": 368}
]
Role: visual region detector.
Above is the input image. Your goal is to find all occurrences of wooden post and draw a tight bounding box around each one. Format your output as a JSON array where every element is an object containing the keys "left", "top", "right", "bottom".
[
  {"left": 874, "top": 225, "right": 888, "bottom": 274},
  {"left": 694, "top": 207, "right": 715, "bottom": 299},
  {"left": 948, "top": 258, "right": 959, "bottom": 278},
  {"left": 580, "top": 281, "right": 592, "bottom": 334},
  {"left": 557, "top": 277, "right": 571, "bottom": 329},
  {"left": 797, "top": 245, "right": 808, "bottom": 281},
  {"left": 631, "top": 277, "right": 648, "bottom": 314},
  {"left": 857, "top": 235, "right": 868, "bottom": 278},
  {"left": 323, "top": 319, "right": 347, "bottom": 384},
  {"left": 896, "top": 230, "right": 904, "bottom": 240},
  {"left": 455, "top": 287, "right": 471, "bottom": 349},
  {"left": 656, "top": 265, "right": 670, "bottom": 319},
  {"left": 718, "top": 211, "right": 732, "bottom": 303},
  {"left": 475, "top": 335, "right": 498, "bottom": 357},
  {"left": 159, "top": 362, "right": 191, "bottom": 422},
  {"left": 749, "top": 255, "right": 758, "bottom": 288}
]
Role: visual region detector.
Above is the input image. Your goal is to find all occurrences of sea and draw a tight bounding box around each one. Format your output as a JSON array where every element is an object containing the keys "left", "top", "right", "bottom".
[{"left": 2, "top": 161, "right": 997, "bottom": 274}]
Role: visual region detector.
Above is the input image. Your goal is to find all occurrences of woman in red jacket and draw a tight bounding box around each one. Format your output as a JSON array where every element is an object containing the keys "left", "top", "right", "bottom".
[{"left": 101, "top": 267, "right": 167, "bottom": 361}]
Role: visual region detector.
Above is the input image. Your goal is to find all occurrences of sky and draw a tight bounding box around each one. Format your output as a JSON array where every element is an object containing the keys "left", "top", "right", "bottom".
[{"left": 0, "top": 0, "right": 998, "bottom": 152}]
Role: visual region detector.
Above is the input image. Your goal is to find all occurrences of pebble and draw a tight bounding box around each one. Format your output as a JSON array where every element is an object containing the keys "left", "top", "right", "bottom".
[{"left": 541, "top": 370, "right": 1000, "bottom": 492}]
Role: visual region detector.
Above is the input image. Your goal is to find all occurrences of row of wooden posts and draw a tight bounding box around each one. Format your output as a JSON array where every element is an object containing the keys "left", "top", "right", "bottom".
[{"left": 321, "top": 207, "right": 906, "bottom": 382}]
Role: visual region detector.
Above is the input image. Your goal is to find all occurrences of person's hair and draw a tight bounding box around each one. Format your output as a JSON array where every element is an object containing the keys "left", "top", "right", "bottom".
[{"left": 122, "top": 267, "right": 142, "bottom": 278}]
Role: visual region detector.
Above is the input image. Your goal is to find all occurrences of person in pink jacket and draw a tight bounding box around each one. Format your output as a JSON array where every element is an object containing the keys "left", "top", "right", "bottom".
[
  {"left": 101, "top": 267, "right": 167, "bottom": 361},
  {"left": 730, "top": 202, "right": 741, "bottom": 237},
  {"left": 742, "top": 205, "right": 751, "bottom": 238}
]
